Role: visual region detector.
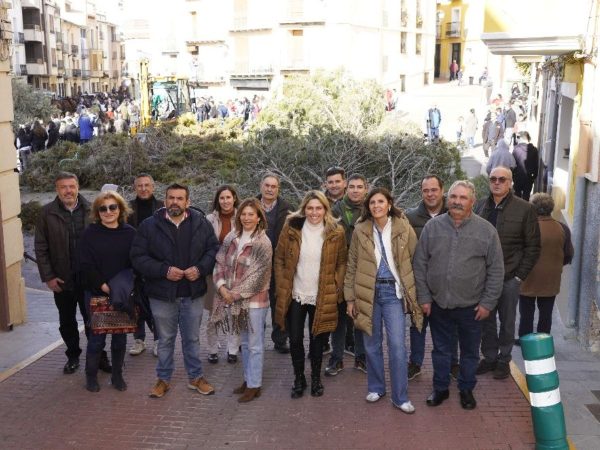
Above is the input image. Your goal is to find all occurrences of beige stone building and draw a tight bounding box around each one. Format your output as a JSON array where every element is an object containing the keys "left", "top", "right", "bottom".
[
  {"left": 124, "top": 0, "right": 436, "bottom": 98},
  {"left": 0, "top": 2, "right": 26, "bottom": 328},
  {"left": 8, "top": 0, "right": 124, "bottom": 96}
]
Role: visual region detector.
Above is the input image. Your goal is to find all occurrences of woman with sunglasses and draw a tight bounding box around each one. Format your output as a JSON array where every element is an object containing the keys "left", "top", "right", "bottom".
[
  {"left": 275, "top": 190, "right": 347, "bottom": 398},
  {"left": 211, "top": 198, "right": 272, "bottom": 402},
  {"left": 344, "top": 187, "right": 422, "bottom": 414},
  {"left": 79, "top": 191, "right": 135, "bottom": 392},
  {"left": 205, "top": 185, "right": 241, "bottom": 364}
]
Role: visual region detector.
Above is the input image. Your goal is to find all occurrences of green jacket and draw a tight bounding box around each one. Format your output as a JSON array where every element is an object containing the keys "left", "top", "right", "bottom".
[{"left": 332, "top": 195, "right": 363, "bottom": 248}]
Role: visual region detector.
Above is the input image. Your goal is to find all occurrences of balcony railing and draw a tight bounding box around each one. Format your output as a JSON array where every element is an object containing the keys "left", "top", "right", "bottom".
[
  {"left": 445, "top": 22, "right": 461, "bottom": 38},
  {"left": 56, "top": 33, "right": 63, "bottom": 43},
  {"left": 231, "top": 16, "right": 271, "bottom": 31},
  {"left": 14, "top": 32, "right": 25, "bottom": 44},
  {"left": 230, "top": 62, "right": 274, "bottom": 77},
  {"left": 23, "top": 23, "right": 41, "bottom": 31},
  {"left": 64, "top": 68, "right": 72, "bottom": 78},
  {"left": 72, "top": 68, "right": 82, "bottom": 77},
  {"left": 71, "top": 45, "right": 79, "bottom": 55},
  {"left": 20, "top": 64, "right": 27, "bottom": 75},
  {"left": 25, "top": 57, "right": 43, "bottom": 64},
  {"left": 82, "top": 69, "right": 91, "bottom": 79}
]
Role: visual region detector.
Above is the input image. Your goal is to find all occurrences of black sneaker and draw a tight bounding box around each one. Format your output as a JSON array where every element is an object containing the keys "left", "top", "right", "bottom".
[
  {"left": 354, "top": 358, "right": 367, "bottom": 374},
  {"left": 274, "top": 343, "right": 290, "bottom": 354},
  {"left": 450, "top": 364, "right": 460, "bottom": 381},
  {"left": 476, "top": 359, "right": 496, "bottom": 375},
  {"left": 407, "top": 363, "right": 421, "bottom": 380},
  {"left": 227, "top": 353, "right": 238, "bottom": 364},
  {"left": 63, "top": 357, "right": 79, "bottom": 374},
  {"left": 208, "top": 353, "right": 218, "bottom": 364},
  {"left": 493, "top": 361, "right": 510, "bottom": 380},
  {"left": 324, "top": 360, "right": 343, "bottom": 377}
]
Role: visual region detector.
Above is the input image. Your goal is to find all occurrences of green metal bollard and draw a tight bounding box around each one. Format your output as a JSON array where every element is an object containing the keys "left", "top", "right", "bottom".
[{"left": 520, "top": 333, "right": 568, "bottom": 450}]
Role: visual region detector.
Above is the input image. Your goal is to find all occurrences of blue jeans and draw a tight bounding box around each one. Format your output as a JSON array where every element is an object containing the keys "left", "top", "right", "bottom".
[
  {"left": 410, "top": 315, "right": 458, "bottom": 366},
  {"left": 150, "top": 297, "right": 204, "bottom": 381},
  {"left": 330, "top": 301, "right": 365, "bottom": 365},
  {"left": 363, "top": 283, "right": 409, "bottom": 406},
  {"left": 429, "top": 302, "right": 482, "bottom": 392},
  {"left": 240, "top": 307, "right": 268, "bottom": 388}
]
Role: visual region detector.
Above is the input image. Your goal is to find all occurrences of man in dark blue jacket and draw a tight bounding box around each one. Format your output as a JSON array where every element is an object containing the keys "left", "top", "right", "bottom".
[{"left": 131, "top": 183, "right": 219, "bottom": 399}]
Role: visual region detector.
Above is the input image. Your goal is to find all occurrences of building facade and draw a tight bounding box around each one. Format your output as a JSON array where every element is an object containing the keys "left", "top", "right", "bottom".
[
  {"left": 123, "top": 0, "right": 436, "bottom": 99},
  {"left": 8, "top": 0, "right": 124, "bottom": 96},
  {"left": 482, "top": 0, "right": 600, "bottom": 351}
]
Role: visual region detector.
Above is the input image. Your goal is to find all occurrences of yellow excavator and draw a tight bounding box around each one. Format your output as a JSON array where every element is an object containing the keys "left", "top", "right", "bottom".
[{"left": 139, "top": 59, "right": 192, "bottom": 128}]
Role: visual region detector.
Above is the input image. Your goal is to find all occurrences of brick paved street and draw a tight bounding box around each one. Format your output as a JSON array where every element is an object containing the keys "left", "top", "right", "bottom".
[{"left": 0, "top": 318, "right": 534, "bottom": 450}]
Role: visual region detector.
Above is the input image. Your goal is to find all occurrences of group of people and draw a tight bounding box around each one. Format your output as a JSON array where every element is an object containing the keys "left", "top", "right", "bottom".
[
  {"left": 192, "top": 95, "right": 265, "bottom": 127},
  {"left": 33, "top": 164, "right": 572, "bottom": 413}
]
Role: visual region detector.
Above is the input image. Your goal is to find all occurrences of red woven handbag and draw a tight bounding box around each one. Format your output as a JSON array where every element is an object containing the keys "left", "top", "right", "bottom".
[{"left": 90, "top": 296, "right": 138, "bottom": 335}]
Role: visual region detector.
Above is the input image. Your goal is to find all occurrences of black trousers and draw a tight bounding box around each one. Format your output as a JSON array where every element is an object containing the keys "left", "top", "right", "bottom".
[
  {"left": 54, "top": 288, "right": 90, "bottom": 359},
  {"left": 513, "top": 180, "right": 534, "bottom": 201},
  {"left": 287, "top": 301, "right": 327, "bottom": 375},
  {"left": 269, "top": 277, "right": 288, "bottom": 346},
  {"left": 518, "top": 295, "right": 556, "bottom": 336}
]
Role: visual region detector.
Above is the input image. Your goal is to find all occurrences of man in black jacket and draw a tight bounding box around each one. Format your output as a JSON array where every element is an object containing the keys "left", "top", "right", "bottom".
[
  {"left": 512, "top": 132, "right": 539, "bottom": 201},
  {"left": 257, "top": 173, "right": 292, "bottom": 353},
  {"left": 475, "top": 166, "right": 540, "bottom": 380},
  {"left": 131, "top": 183, "right": 219, "bottom": 398},
  {"left": 35, "top": 172, "right": 110, "bottom": 374},
  {"left": 128, "top": 173, "right": 163, "bottom": 357}
]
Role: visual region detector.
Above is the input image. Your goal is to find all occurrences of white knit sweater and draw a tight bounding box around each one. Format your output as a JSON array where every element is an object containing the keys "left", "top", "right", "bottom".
[{"left": 292, "top": 221, "right": 324, "bottom": 305}]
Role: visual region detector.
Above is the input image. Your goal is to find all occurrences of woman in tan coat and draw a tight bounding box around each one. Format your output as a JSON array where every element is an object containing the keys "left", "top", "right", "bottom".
[
  {"left": 344, "top": 187, "right": 422, "bottom": 414},
  {"left": 517, "top": 193, "right": 573, "bottom": 341},
  {"left": 275, "top": 190, "right": 347, "bottom": 398}
]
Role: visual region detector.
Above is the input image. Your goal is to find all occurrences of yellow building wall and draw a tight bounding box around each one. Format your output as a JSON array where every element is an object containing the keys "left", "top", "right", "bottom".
[
  {"left": 437, "top": 1, "right": 469, "bottom": 78},
  {"left": 564, "top": 63, "right": 584, "bottom": 220}
]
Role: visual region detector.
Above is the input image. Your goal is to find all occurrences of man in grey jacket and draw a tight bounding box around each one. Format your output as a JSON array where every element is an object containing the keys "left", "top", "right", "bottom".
[{"left": 414, "top": 180, "right": 504, "bottom": 410}]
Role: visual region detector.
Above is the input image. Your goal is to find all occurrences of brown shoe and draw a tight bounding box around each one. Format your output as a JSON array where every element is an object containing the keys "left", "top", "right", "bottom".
[
  {"left": 188, "top": 376, "right": 215, "bottom": 395},
  {"left": 233, "top": 381, "right": 247, "bottom": 394},
  {"left": 238, "top": 387, "right": 261, "bottom": 403},
  {"left": 149, "top": 379, "right": 170, "bottom": 398}
]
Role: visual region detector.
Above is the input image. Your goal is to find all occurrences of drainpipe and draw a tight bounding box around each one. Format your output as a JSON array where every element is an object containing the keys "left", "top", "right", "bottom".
[
  {"left": 566, "top": 176, "right": 587, "bottom": 328},
  {"left": 0, "top": 196, "right": 12, "bottom": 331}
]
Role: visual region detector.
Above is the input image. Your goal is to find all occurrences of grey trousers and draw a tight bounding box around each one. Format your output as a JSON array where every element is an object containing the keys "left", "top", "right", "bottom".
[{"left": 481, "top": 278, "right": 520, "bottom": 364}]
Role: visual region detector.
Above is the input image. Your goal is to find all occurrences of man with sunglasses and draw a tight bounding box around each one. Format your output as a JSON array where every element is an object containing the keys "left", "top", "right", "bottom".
[
  {"left": 474, "top": 166, "right": 540, "bottom": 380},
  {"left": 35, "top": 172, "right": 110, "bottom": 375}
]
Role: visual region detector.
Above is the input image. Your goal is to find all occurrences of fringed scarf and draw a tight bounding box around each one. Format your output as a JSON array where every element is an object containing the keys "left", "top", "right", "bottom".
[{"left": 210, "top": 231, "right": 272, "bottom": 335}]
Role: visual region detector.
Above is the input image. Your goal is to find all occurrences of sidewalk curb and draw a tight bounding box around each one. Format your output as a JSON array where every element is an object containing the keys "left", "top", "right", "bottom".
[
  {"left": 510, "top": 361, "right": 576, "bottom": 449},
  {"left": 0, "top": 325, "right": 84, "bottom": 383}
]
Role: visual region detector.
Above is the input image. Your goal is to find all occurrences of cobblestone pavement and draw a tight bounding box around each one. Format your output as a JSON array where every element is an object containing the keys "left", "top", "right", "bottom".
[{"left": 0, "top": 314, "right": 534, "bottom": 450}]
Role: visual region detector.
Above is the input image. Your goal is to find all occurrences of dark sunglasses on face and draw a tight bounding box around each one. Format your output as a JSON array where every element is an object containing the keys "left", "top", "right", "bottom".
[
  {"left": 489, "top": 176, "right": 508, "bottom": 184},
  {"left": 99, "top": 204, "right": 119, "bottom": 213}
]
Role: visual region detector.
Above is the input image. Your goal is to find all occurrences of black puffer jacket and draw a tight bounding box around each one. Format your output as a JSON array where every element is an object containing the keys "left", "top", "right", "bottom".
[
  {"left": 475, "top": 192, "right": 540, "bottom": 281},
  {"left": 130, "top": 208, "right": 219, "bottom": 301}
]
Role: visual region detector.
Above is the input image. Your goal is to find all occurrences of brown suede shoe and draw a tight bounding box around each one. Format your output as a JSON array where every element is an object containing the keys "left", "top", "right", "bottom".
[
  {"left": 238, "top": 387, "right": 261, "bottom": 403},
  {"left": 149, "top": 379, "right": 170, "bottom": 398},
  {"left": 233, "top": 381, "right": 247, "bottom": 394}
]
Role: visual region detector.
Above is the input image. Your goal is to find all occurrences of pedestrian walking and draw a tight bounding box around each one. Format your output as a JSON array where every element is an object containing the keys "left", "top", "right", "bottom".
[
  {"left": 79, "top": 191, "right": 135, "bottom": 392},
  {"left": 211, "top": 199, "right": 272, "bottom": 403},
  {"left": 464, "top": 109, "right": 478, "bottom": 149},
  {"left": 130, "top": 183, "right": 220, "bottom": 398},
  {"left": 427, "top": 105, "right": 442, "bottom": 142},
  {"left": 486, "top": 140, "right": 516, "bottom": 175},
  {"left": 517, "top": 194, "right": 573, "bottom": 342},
  {"left": 449, "top": 60, "right": 459, "bottom": 81},
  {"left": 512, "top": 132, "right": 539, "bottom": 201},
  {"left": 413, "top": 180, "right": 503, "bottom": 410},
  {"left": 344, "top": 187, "right": 421, "bottom": 414},
  {"left": 275, "top": 191, "right": 347, "bottom": 399}
]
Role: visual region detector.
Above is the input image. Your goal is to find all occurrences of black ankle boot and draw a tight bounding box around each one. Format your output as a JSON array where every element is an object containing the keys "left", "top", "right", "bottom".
[
  {"left": 85, "top": 352, "right": 101, "bottom": 393},
  {"left": 111, "top": 347, "right": 127, "bottom": 391},
  {"left": 291, "top": 374, "right": 307, "bottom": 399},
  {"left": 311, "top": 376, "right": 324, "bottom": 397}
]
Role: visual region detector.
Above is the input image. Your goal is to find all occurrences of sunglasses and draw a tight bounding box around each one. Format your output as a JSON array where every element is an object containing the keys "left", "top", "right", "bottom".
[
  {"left": 99, "top": 204, "right": 119, "bottom": 213},
  {"left": 489, "top": 176, "right": 509, "bottom": 184}
]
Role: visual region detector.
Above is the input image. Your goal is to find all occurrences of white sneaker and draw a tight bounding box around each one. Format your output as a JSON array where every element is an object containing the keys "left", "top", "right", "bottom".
[
  {"left": 366, "top": 392, "right": 384, "bottom": 403},
  {"left": 153, "top": 340, "right": 159, "bottom": 357},
  {"left": 398, "top": 401, "right": 415, "bottom": 414},
  {"left": 129, "top": 339, "right": 146, "bottom": 356}
]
